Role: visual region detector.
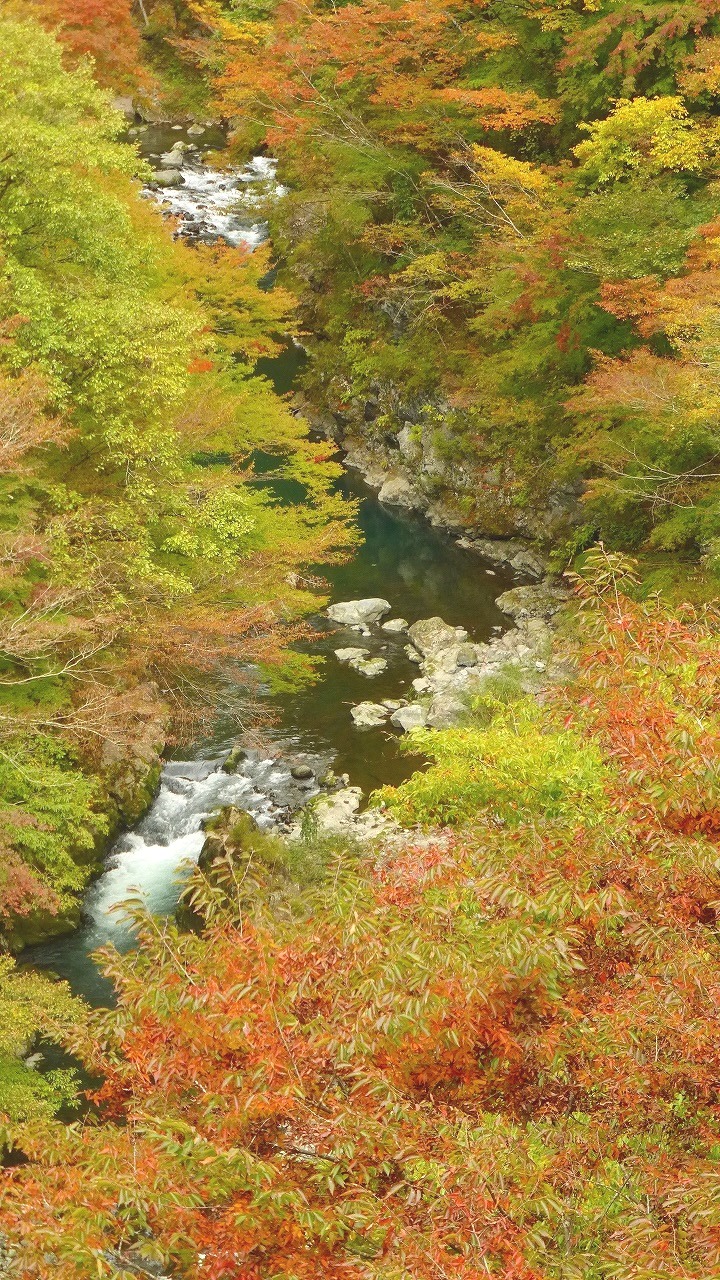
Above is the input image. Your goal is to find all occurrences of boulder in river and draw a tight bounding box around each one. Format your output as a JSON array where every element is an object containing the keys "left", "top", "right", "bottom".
[
  {"left": 222, "top": 744, "right": 246, "bottom": 774},
  {"left": 327, "top": 597, "right": 391, "bottom": 626},
  {"left": 381, "top": 617, "right": 408, "bottom": 633},
  {"left": 351, "top": 701, "right": 389, "bottom": 728},
  {"left": 334, "top": 646, "right": 370, "bottom": 663},
  {"left": 353, "top": 656, "right": 388, "bottom": 677},
  {"left": 160, "top": 151, "right": 185, "bottom": 168},
  {"left": 151, "top": 170, "right": 184, "bottom": 188},
  {"left": 291, "top": 764, "right": 314, "bottom": 781},
  {"left": 407, "top": 616, "right": 460, "bottom": 658}
]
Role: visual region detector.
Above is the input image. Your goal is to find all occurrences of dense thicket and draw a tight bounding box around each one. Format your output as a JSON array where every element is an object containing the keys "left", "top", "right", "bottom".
[{"left": 5, "top": 556, "right": 720, "bottom": 1278}]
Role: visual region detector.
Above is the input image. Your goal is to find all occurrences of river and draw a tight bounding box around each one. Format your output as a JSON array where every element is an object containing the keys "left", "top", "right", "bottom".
[{"left": 27, "top": 125, "right": 515, "bottom": 1005}]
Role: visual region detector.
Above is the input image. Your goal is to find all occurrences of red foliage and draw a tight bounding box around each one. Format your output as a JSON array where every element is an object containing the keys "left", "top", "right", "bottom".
[{"left": 18, "top": 0, "right": 147, "bottom": 92}]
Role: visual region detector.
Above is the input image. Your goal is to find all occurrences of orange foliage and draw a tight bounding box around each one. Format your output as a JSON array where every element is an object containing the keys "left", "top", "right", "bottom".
[
  {"left": 6, "top": 583, "right": 720, "bottom": 1276},
  {"left": 11, "top": 0, "right": 148, "bottom": 92}
]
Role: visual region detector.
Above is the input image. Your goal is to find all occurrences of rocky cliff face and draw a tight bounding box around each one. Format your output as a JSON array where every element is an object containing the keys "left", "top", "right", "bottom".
[{"left": 293, "top": 385, "right": 583, "bottom": 551}]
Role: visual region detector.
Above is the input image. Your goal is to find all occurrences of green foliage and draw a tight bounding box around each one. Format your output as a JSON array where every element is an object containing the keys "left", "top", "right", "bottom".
[
  {"left": 0, "top": 735, "right": 107, "bottom": 902},
  {"left": 0, "top": 955, "right": 84, "bottom": 1124},
  {"left": 376, "top": 700, "right": 610, "bottom": 829}
]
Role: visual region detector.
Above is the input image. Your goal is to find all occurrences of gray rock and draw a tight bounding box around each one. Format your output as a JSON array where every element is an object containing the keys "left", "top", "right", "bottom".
[
  {"left": 353, "top": 657, "right": 388, "bottom": 677},
  {"left": 427, "top": 692, "right": 468, "bottom": 729},
  {"left": 378, "top": 474, "right": 421, "bottom": 509},
  {"left": 496, "top": 583, "right": 568, "bottom": 621},
  {"left": 397, "top": 424, "right": 422, "bottom": 464},
  {"left": 291, "top": 765, "right": 314, "bottom": 781},
  {"left": 405, "top": 645, "right": 423, "bottom": 664},
  {"left": 112, "top": 95, "right": 136, "bottom": 121},
  {"left": 382, "top": 698, "right": 404, "bottom": 710},
  {"left": 412, "top": 677, "right": 433, "bottom": 693},
  {"left": 351, "top": 701, "right": 389, "bottom": 728},
  {"left": 381, "top": 617, "right": 408, "bottom": 633},
  {"left": 458, "top": 536, "right": 548, "bottom": 580},
  {"left": 456, "top": 642, "right": 481, "bottom": 667},
  {"left": 187, "top": 123, "right": 206, "bottom": 136},
  {"left": 407, "top": 616, "right": 459, "bottom": 658},
  {"left": 426, "top": 645, "right": 463, "bottom": 675},
  {"left": 327, "top": 597, "right": 392, "bottom": 626},
  {"left": 334, "top": 646, "right": 370, "bottom": 663},
  {"left": 391, "top": 704, "right": 429, "bottom": 731},
  {"left": 160, "top": 151, "right": 185, "bottom": 168},
  {"left": 150, "top": 170, "right": 184, "bottom": 187}
]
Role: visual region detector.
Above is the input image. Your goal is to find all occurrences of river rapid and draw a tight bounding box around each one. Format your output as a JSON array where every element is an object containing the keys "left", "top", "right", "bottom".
[{"left": 28, "top": 125, "right": 516, "bottom": 1005}]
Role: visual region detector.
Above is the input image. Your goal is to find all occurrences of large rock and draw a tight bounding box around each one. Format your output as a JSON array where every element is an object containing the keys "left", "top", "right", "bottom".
[
  {"left": 378, "top": 474, "right": 421, "bottom": 509},
  {"left": 425, "top": 641, "right": 484, "bottom": 676},
  {"left": 458, "top": 536, "right": 548, "bottom": 580},
  {"left": 160, "top": 150, "right": 185, "bottom": 168},
  {"left": 150, "top": 170, "right": 184, "bottom": 188},
  {"left": 407, "top": 616, "right": 460, "bottom": 658},
  {"left": 112, "top": 95, "right": 136, "bottom": 121},
  {"left": 427, "top": 692, "right": 468, "bottom": 729},
  {"left": 496, "top": 583, "right": 568, "bottom": 622},
  {"left": 397, "top": 423, "right": 422, "bottom": 464},
  {"left": 296, "top": 787, "right": 397, "bottom": 842},
  {"left": 327, "top": 598, "right": 391, "bottom": 626},
  {"left": 334, "top": 646, "right": 370, "bottom": 663},
  {"left": 353, "top": 657, "right": 388, "bottom": 677},
  {"left": 391, "top": 704, "right": 429, "bottom": 731},
  {"left": 351, "top": 701, "right": 389, "bottom": 727}
]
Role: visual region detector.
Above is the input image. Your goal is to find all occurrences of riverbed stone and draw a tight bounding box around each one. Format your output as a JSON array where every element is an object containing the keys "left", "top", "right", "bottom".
[
  {"left": 334, "top": 646, "right": 370, "bottom": 663},
  {"left": 327, "top": 597, "right": 391, "bottom": 626},
  {"left": 351, "top": 701, "right": 389, "bottom": 727},
  {"left": 496, "top": 582, "right": 569, "bottom": 621},
  {"left": 291, "top": 764, "right": 314, "bottom": 781},
  {"left": 353, "top": 656, "right": 388, "bottom": 677},
  {"left": 391, "top": 704, "right": 429, "bottom": 731},
  {"left": 150, "top": 170, "right": 184, "bottom": 187},
  {"left": 381, "top": 617, "right": 408, "bottom": 632},
  {"left": 405, "top": 644, "right": 423, "bottom": 663},
  {"left": 407, "top": 616, "right": 459, "bottom": 658},
  {"left": 160, "top": 150, "right": 185, "bottom": 167}
]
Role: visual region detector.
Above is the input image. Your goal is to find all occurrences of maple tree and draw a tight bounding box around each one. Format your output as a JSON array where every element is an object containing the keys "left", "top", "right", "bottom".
[{"left": 4, "top": 0, "right": 148, "bottom": 92}]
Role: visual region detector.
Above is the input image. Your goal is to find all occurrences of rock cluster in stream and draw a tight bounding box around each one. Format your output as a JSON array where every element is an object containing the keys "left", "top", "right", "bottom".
[{"left": 327, "top": 580, "right": 570, "bottom": 736}]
